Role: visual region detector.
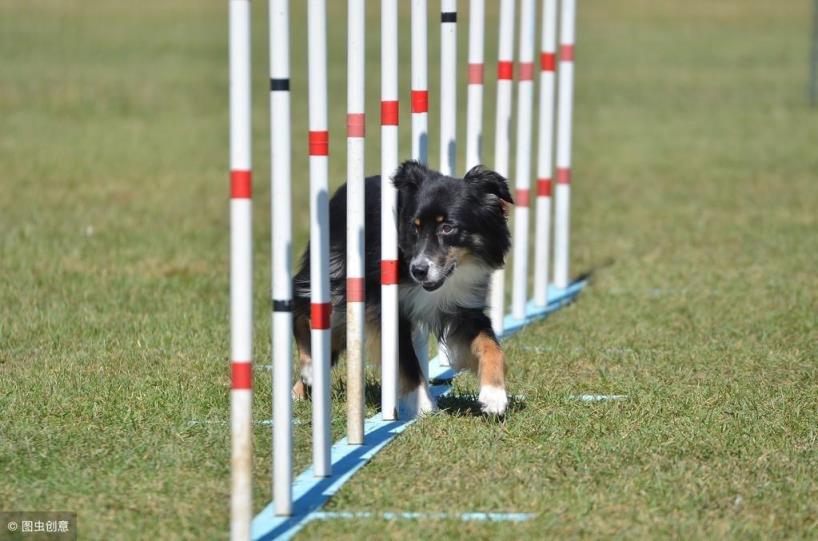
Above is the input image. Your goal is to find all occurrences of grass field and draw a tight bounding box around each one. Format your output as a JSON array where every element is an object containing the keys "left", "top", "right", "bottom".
[{"left": 2, "top": 0, "right": 817, "bottom": 539}]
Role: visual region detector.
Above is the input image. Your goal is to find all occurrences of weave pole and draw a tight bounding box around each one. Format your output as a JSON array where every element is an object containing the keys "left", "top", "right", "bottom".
[
  {"left": 440, "top": 0, "right": 458, "bottom": 176},
  {"left": 307, "top": 0, "right": 332, "bottom": 476},
  {"left": 346, "top": 0, "right": 366, "bottom": 445},
  {"left": 533, "top": 0, "right": 557, "bottom": 307},
  {"left": 465, "top": 0, "right": 485, "bottom": 170},
  {"left": 411, "top": 0, "right": 429, "bottom": 164},
  {"left": 489, "top": 0, "right": 516, "bottom": 335},
  {"left": 410, "top": 0, "right": 432, "bottom": 381},
  {"left": 434, "top": 0, "right": 458, "bottom": 368},
  {"left": 228, "top": 0, "right": 253, "bottom": 537},
  {"left": 553, "top": 0, "right": 575, "bottom": 288},
  {"left": 269, "top": 0, "right": 293, "bottom": 516},
  {"left": 510, "top": 0, "right": 536, "bottom": 321},
  {"left": 381, "top": 0, "right": 399, "bottom": 421}
]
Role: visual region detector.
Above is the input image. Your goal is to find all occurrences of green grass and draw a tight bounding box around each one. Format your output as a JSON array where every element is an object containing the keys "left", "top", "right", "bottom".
[{"left": 1, "top": 0, "right": 817, "bottom": 539}]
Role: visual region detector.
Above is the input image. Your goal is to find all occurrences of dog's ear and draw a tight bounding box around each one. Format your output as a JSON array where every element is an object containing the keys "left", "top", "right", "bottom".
[
  {"left": 464, "top": 165, "right": 514, "bottom": 205},
  {"left": 392, "top": 160, "right": 429, "bottom": 191}
]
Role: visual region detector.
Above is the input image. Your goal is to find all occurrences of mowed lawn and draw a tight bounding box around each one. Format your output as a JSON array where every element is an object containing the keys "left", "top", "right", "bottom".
[{"left": 1, "top": 0, "right": 817, "bottom": 539}]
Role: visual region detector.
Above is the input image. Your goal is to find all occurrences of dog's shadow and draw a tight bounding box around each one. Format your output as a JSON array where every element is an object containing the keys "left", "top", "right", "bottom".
[
  {"left": 436, "top": 391, "right": 526, "bottom": 419},
  {"left": 331, "top": 376, "right": 383, "bottom": 409},
  {"left": 332, "top": 377, "right": 525, "bottom": 420}
]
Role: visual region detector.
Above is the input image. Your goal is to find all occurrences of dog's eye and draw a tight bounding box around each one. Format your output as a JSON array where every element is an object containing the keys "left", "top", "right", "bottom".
[{"left": 439, "top": 224, "right": 455, "bottom": 235}]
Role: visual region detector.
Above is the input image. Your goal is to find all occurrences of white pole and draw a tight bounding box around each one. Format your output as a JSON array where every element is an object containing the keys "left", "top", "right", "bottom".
[
  {"left": 436, "top": 0, "right": 458, "bottom": 367},
  {"left": 553, "top": 0, "right": 575, "bottom": 289},
  {"left": 381, "top": 0, "right": 399, "bottom": 421},
  {"left": 229, "top": 0, "right": 253, "bottom": 537},
  {"left": 533, "top": 0, "right": 557, "bottom": 307},
  {"left": 440, "top": 0, "right": 457, "bottom": 176},
  {"left": 307, "top": 0, "right": 332, "bottom": 476},
  {"left": 411, "top": 0, "right": 431, "bottom": 379},
  {"left": 269, "top": 0, "right": 293, "bottom": 517},
  {"left": 511, "top": 0, "right": 536, "bottom": 321},
  {"left": 465, "top": 0, "right": 485, "bottom": 171},
  {"left": 347, "top": 0, "right": 366, "bottom": 445},
  {"left": 490, "top": 0, "right": 516, "bottom": 335},
  {"left": 411, "top": 0, "right": 428, "bottom": 165}
]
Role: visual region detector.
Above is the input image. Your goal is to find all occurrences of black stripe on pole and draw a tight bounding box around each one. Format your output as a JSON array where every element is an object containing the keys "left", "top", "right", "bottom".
[
  {"left": 272, "top": 299, "right": 293, "bottom": 312},
  {"left": 441, "top": 12, "right": 457, "bottom": 23},
  {"left": 270, "top": 78, "right": 290, "bottom": 91}
]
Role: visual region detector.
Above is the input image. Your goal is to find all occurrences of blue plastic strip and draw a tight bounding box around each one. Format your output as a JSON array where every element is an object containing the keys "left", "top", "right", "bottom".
[
  {"left": 572, "top": 394, "right": 627, "bottom": 402},
  {"left": 308, "top": 511, "right": 536, "bottom": 522},
  {"left": 252, "top": 281, "right": 585, "bottom": 541}
]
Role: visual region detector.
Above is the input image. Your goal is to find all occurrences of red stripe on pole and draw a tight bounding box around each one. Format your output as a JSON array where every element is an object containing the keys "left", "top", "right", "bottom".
[
  {"left": 347, "top": 277, "right": 365, "bottom": 302},
  {"left": 540, "top": 52, "right": 556, "bottom": 72},
  {"left": 411, "top": 91, "right": 428, "bottom": 113},
  {"left": 560, "top": 45, "right": 574, "bottom": 62},
  {"left": 231, "top": 361, "right": 252, "bottom": 390},
  {"left": 347, "top": 113, "right": 365, "bottom": 138},
  {"left": 310, "top": 302, "right": 332, "bottom": 330},
  {"left": 537, "top": 178, "right": 552, "bottom": 197},
  {"left": 381, "top": 260, "right": 399, "bottom": 285},
  {"left": 308, "top": 130, "right": 329, "bottom": 156},
  {"left": 556, "top": 168, "right": 571, "bottom": 184},
  {"left": 230, "top": 170, "right": 252, "bottom": 199},
  {"left": 515, "top": 188, "right": 530, "bottom": 207},
  {"left": 468, "top": 63, "right": 484, "bottom": 85},
  {"left": 497, "top": 61, "right": 514, "bottom": 80},
  {"left": 518, "top": 62, "right": 534, "bottom": 81},
  {"left": 381, "top": 100, "right": 399, "bottom": 125}
]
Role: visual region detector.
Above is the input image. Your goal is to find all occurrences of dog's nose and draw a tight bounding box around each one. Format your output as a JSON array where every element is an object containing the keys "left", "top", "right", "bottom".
[{"left": 410, "top": 261, "right": 429, "bottom": 281}]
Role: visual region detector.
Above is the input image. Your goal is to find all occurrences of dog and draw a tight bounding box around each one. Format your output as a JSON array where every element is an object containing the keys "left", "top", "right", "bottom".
[{"left": 291, "top": 160, "right": 514, "bottom": 415}]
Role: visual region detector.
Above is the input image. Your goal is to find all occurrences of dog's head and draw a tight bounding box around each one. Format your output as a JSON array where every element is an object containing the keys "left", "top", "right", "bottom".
[{"left": 393, "top": 160, "right": 513, "bottom": 291}]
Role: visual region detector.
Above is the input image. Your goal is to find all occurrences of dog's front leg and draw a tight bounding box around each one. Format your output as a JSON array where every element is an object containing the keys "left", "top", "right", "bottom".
[
  {"left": 471, "top": 332, "right": 509, "bottom": 415},
  {"left": 397, "top": 318, "right": 437, "bottom": 417}
]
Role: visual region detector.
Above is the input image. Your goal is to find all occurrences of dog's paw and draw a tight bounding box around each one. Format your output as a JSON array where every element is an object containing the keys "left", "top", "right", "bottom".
[
  {"left": 291, "top": 380, "right": 308, "bottom": 400},
  {"left": 300, "top": 363, "right": 313, "bottom": 387},
  {"left": 478, "top": 385, "right": 508, "bottom": 416},
  {"left": 399, "top": 384, "right": 438, "bottom": 418}
]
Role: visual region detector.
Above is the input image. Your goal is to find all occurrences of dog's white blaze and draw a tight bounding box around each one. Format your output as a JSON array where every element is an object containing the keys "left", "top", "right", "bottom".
[
  {"left": 400, "top": 260, "right": 490, "bottom": 330},
  {"left": 478, "top": 384, "right": 508, "bottom": 415}
]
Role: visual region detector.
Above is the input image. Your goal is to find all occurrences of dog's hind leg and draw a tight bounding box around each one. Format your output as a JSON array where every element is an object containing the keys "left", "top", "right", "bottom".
[
  {"left": 292, "top": 309, "right": 312, "bottom": 399},
  {"left": 397, "top": 317, "right": 437, "bottom": 417}
]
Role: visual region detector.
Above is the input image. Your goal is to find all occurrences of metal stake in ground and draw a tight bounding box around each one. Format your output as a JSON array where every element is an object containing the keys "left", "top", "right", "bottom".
[
  {"left": 269, "top": 0, "right": 293, "bottom": 516},
  {"left": 228, "top": 0, "right": 253, "bottom": 537},
  {"left": 307, "top": 0, "right": 332, "bottom": 476},
  {"left": 490, "top": 0, "right": 516, "bottom": 335},
  {"left": 346, "top": 0, "right": 366, "bottom": 445},
  {"left": 811, "top": 0, "right": 818, "bottom": 106},
  {"left": 511, "top": 0, "right": 537, "bottom": 321},
  {"left": 533, "top": 0, "right": 558, "bottom": 307},
  {"left": 381, "top": 0, "right": 399, "bottom": 421},
  {"left": 553, "top": 0, "right": 576, "bottom": 289}
]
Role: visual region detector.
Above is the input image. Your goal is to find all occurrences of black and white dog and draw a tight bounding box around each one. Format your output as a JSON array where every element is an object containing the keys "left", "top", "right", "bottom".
[{"left": 291, "top": 161, "right": 513, "bottom": 415}]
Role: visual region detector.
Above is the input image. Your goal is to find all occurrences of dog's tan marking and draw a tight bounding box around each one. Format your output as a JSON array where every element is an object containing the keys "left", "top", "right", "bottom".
[
  {"left": 435, "top": 214, "right": 444, "bottom": 223},
  {"left": 414, "top": 218, "right": 421, "bottom": 227},
  {"left": 470, "top": 332, "right": 506, "bottom": 389}
]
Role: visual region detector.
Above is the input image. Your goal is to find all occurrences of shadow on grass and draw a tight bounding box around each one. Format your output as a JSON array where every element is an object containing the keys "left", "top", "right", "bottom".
[
  {"left": 331, "top": 376, "right": 383, "bottom": 409},
  {"left": 437, "top": 392, "right": 526, "bottom": 419}
]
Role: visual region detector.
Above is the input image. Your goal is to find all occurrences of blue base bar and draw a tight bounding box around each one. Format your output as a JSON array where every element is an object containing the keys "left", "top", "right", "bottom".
[{"left": 252, "top": 280, "right": 586, "bottom": 541}]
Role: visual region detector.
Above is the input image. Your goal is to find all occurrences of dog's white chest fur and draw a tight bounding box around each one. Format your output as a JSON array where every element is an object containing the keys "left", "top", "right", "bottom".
[{"left": 399, "top": 260, "right": 490, "bottom": 329}]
